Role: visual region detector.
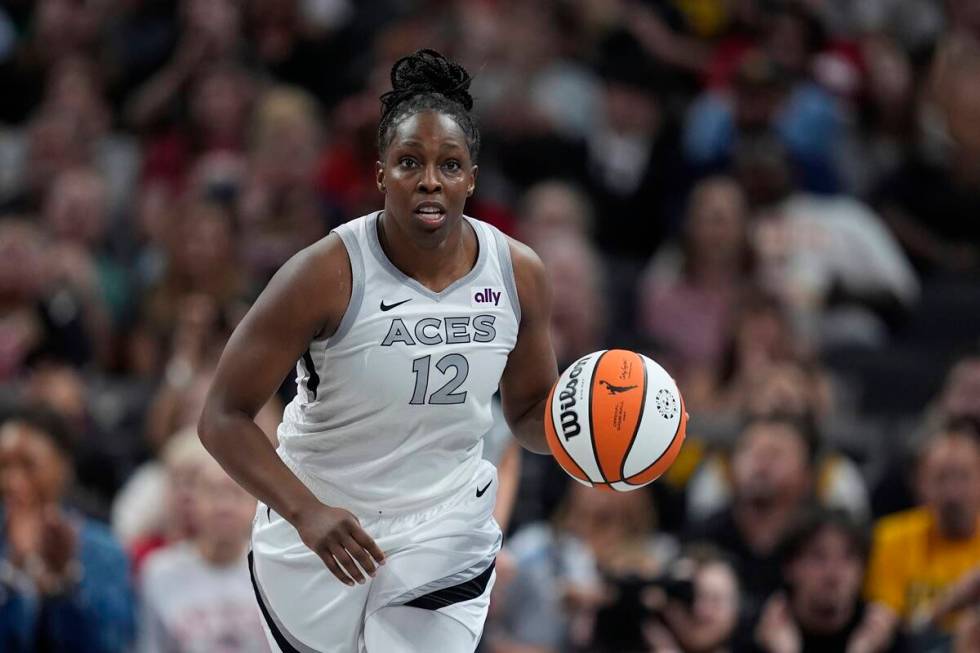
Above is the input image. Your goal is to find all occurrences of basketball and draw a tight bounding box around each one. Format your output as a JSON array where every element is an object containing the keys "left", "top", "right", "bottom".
[{"left": 544, "top": 349, "right": 688, "bottom": 491}]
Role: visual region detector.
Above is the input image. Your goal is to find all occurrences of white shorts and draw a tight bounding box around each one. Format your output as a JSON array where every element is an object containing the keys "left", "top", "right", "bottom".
[{"left": 249, "top": 459, "right": 501, "bottom": 653}]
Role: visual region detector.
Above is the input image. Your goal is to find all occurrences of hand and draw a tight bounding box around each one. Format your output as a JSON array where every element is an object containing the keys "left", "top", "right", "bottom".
[
  {"left": 644, "top": 618, "right": 683, "bottom": 653},
  {"left": 5, "top": 499, "right": 43, "bottom": 567},
  {"left": 929, "top": 567, "right": 980, "bottom": 626},
  {"left": 955, "top": 608, "right": 980, "bottom": 653},
  {"left": 294, "top": 504, "right": 385, "bottom": 586},
  {"left": 756, "top": 593, "right": 802, "bottom": 653},
  {"left": 846, "top": 603, "right": 897, "bottom": 653},
  {"left": 40, "top": 506, "right": 78, "bottom": 578}
]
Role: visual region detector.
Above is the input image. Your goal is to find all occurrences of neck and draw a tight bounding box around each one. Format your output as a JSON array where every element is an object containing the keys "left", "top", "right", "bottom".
[
  {"left": 378, "top": 210, "right": 473, "bottom": 292},
  {"left": 196, "top": 537, "right": 246, "bottom": 567}
]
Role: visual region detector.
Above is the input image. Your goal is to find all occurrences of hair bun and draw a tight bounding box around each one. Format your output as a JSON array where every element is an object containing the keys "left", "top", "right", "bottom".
[{"left": 381, "top": 49, "right": 473, "bottom": 114}]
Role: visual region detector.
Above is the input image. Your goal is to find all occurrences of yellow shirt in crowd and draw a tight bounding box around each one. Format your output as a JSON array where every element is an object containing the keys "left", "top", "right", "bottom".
[{"left": 865, "top": 507, "right": 980, "bottom": 628}]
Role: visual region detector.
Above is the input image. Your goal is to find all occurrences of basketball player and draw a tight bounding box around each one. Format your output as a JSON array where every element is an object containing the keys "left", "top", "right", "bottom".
[{"left": 199, "top": 49, "right": 558, "bottom": 652}]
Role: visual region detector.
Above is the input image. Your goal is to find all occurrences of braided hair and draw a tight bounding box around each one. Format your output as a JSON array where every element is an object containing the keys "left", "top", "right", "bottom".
[{"left": 377, "top": 49, "right": 480, "bottom": 162}]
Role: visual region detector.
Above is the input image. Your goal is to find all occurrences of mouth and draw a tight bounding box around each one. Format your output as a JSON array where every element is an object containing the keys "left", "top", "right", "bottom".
[{"left": 413, "top": 201, "right": 447, "bottom": 227}]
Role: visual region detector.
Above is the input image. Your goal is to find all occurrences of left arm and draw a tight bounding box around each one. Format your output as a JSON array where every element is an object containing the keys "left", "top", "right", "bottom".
[{"left": 499, "top": 240, "right": 559, "bottom": 455}]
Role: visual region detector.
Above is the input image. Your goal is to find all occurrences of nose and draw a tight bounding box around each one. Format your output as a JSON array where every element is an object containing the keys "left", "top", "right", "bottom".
[{"left": 417, "top": 164, "right": 442, "bottom": 194}]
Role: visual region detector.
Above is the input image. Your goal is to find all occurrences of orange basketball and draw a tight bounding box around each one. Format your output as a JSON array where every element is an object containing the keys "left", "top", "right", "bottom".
[{"left": 544, "top": 349, "right": 688, "bottom": 491}]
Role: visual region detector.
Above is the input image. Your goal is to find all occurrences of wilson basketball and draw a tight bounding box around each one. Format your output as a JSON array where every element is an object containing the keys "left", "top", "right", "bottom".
[{"left": 544, "top": 349, "right": 688, "bottom": 491}]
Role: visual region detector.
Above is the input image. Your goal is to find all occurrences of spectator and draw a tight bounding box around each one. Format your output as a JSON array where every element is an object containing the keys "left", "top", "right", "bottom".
[
  {"left": 112, "top": 427, "right": 211, "bottom": 574},
  {"left": 0, "top": 220, "right": 94, "bottom": 380},
  {"left": 515, "top": 180, "right": 594, "bottom": 248},
  {"left": 738, "top": 136, "right": 919, "bottom": 349},
  {"left": 865, "top": 425, "right": 980, "bottom": 634},
  {"left": 239, "top": 86, "right": 326, "bottom": 281},
  {"left": 643, "top": 545, "right": 742, "bottom": 653},
  {"left": 485, "top": 480, "right": 602, "bottom": 653},
  {"left": 535, "top": 234, "right": 607, "bottom": 368},
  {"left": 875, "top": 42, "right": 980, "bottom": 276},
  {"left": 138, "top": 453, "right": 267, "bottom": 652},
  {"left": 688, "top": 414, "right": 818, "bottom": 619},
  {"left": 639, "top": 176, "right": 754, "bottom": 378},
  {"left": 755, "top": 508, "right": 901, "bottom": 653},
  {"left": 686, "top": 359, "right": 868, "bottom": 523},
  {"left": 0, "top": 406, "right": 135, "bottom": 652},
  {"left": 582, "top": 486, "right": 678, "bottom": 653},
  {"left": 42, "top": 167, "right": 128, "bottom": 361},
  {"left": 684, "top": 291, "right": 801, "bottom": 417},
  {"left": 685, "top": 48, "right": 845, "bottom": 194},
  {"left": 141, "top": 199, "right": 249, "bottom": 342}
]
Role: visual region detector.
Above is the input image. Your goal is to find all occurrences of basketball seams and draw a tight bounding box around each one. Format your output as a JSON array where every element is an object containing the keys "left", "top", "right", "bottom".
[
  {"left": 588, "top": 351, "right": 611, "bottom": 485},
  {"left": 625, "top": 391, "right": 687, "bottom": 485},
  {"left": 618, "top": 352, "right": 648, "bottom": 481}
]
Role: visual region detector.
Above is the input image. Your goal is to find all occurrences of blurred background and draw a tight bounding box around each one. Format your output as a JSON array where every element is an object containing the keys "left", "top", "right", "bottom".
[{"left": 1, "top": 0, "right": 980, "bottom": 651}]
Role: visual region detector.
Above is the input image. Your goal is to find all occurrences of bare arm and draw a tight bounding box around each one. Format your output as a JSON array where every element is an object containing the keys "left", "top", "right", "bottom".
[
  {"left": 499, "top": 240, "right": 559, "bottom": 455},
  {"left": 198, "top": 234, "right": 384, "bottom": 585},
  {"left": 492, "top": 439, "right": 522, "bottom": 532}
]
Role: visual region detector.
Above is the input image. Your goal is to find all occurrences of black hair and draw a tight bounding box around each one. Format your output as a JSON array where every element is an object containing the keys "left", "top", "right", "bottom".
[
  {"left": 0, "top": 402, "right": 76, "bottom": 459},
  {"left": 780, "top": 506, "right": 870, "bottom": 565},
  {"left": 738, "top": 412, "right": 821, "bottom": 465},
  {"left": 377, "top": 49, "right": 480, "bottom": 162}
]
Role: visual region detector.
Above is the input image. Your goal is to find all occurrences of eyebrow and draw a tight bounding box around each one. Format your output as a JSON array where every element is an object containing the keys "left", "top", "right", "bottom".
[{"left": 396, "top": 139, "right": 465, "bottom": 152}]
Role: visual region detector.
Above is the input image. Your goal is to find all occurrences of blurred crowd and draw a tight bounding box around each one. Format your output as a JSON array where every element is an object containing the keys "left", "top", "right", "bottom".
[{"left": 1, "top": 0, "right": 980, "bottom": 651}]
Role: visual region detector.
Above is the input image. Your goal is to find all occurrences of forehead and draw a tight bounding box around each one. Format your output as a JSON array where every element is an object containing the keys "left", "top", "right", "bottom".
[
  {"left": 739, "top": 423, "right": 805, "bottom": 453},
  {"left": 923, "top": 434, "right": 980, "bottom": 469},
  {"left": 389, "top": 110, "right": 468, "bottom": 152},
  {"left": 0, "top": 422, "right": 59, "bottom": 458}
]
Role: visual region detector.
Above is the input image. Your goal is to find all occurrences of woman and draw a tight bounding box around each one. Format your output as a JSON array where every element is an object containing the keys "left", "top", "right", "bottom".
[{"left": 199, "top": 49, "right": 558, "bottom": 652}]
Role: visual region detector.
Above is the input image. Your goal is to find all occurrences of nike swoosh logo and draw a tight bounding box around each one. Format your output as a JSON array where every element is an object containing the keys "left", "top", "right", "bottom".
[
  {"left": 380, "top": 298, "right": 412, "bottom": 312},
  {"left": 476, "top": 480, "right": 492, "bottom": 498}
]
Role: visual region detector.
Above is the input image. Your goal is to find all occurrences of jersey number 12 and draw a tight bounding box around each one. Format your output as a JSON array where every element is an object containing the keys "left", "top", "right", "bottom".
[{"left": 410, "top": 354, "right": 469, "bottom": 405}]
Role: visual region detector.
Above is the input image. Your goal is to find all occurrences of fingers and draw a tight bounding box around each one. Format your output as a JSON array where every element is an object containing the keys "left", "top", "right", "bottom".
[
  {"left": 342, "top": 534, "right": 378, "bottom": 578},
  {"left": 330, "top": 544, "right": 367, "bottom": 585},
  {"left": 318, "top": 550, "right": 355, "bottom": 587},
  {"left": 349, "top": 526, "right": 386, "bottom": 566}
]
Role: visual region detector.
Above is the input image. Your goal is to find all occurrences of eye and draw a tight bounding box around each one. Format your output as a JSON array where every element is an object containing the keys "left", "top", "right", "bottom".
[
  {"left": 399, "top": 157, "right": 418, "bottom": 169},
  {"left": 443, "top": 160, "right": 462, "bottom": 172}
]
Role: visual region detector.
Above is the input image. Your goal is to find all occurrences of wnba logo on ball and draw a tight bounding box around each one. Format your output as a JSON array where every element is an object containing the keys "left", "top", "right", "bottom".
[
  {"left": 655, "top": 389, "right": 678, "bottom": 419},
  {"left": 558, "top": 356, "right": 591, "bottom": 440}
]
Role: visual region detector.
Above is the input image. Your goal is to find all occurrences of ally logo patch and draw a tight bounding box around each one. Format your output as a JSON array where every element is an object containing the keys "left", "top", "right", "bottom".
[{"left": 471, "top": 286, "right": 503, "bottom": 307}]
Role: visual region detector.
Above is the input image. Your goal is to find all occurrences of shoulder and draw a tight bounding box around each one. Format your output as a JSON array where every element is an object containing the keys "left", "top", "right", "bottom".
[
  {"left": 872, "top": 508, "right": 931, "bottom": 545},
  {"left": 259, "top": 230, "right": 352, "bottom": 338},
  {"left": 501, "top": 234, "right": 549, "bottom": 313},
  {"left": 278, "top": 231, "right": 351, "bottom": 289}
]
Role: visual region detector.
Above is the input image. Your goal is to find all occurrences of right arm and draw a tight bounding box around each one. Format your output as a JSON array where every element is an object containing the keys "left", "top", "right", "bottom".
[{"left": 198, "top": 234, "right": 385, "bottom": 585}]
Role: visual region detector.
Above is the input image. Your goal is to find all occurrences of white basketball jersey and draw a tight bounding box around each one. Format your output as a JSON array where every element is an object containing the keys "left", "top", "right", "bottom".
[{"left": 276, "top": 211, "right": 521, "bottom": 516}]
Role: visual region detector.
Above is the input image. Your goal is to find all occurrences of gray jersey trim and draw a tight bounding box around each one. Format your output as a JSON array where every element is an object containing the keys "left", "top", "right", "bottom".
[
  {"left": 365, "top": 211, "right": 489, "bottom": 301},
  {"left": 489, "top": 225, "right": 522, "bottom": 325},
  {"left": 325, "top": 224, "right": 365, "bottom": 346}
]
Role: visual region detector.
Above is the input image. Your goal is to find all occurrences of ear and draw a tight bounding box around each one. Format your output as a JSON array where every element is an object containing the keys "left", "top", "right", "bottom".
[
  {"left": 376, "top": 161, "right": 385, "bottom": 193},
  {"left": 467, "top": 164, "right": 479, "bottom": 197}
]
